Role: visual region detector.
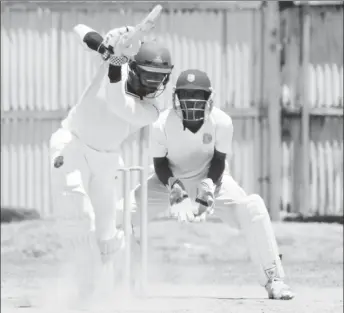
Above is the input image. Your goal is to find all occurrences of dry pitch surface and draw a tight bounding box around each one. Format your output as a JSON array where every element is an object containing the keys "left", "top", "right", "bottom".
[{"left": 1, "top": 219, "right": 343, "bottom": 313}]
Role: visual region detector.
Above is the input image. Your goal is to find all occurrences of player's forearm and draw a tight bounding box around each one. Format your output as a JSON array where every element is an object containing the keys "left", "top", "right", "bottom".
[
  {"left": 83, "top": 30, "right": 106, "bottom": 53},
  {"left": 207, "top": 150, "right": 226, "bottom": 185},
  {"left": 153, "top": 157, "right": 174, "bottom": 186},
  {"left": 83, "top": 32, "right": 122, "bottom": 83},
  {"left": 74, "top": 26, "right": 122, "bottom": 84}
]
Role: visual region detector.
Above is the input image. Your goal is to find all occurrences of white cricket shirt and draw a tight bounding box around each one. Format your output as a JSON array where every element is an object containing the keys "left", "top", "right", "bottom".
[
  {"left": 151, "top": 107, "right": 233, "bottom": 181},
  {"left": 62, "top": 63, "right": 159, "bottom": 151}
]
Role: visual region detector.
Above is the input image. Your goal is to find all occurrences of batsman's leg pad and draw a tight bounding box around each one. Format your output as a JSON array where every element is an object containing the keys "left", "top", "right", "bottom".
[
  {"left": 51, "top": 193, "right": 95, "bottom": 270},
  {"left": 97, "top": 230, "right": 124, "bottom": 264},
  {"left": 87, "top": 171, "right": 119, "bottom": 242},
  {"left": 64, "top": 231, "right": 100, "bottom": 301},
  {"left": 236, "top": 194, "right": 285, "bottom": 286}
]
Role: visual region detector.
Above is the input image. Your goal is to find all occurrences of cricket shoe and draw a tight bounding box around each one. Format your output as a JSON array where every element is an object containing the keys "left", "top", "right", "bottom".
[{"left": 265, "top": 278, "right": 295, "bottom": 300}]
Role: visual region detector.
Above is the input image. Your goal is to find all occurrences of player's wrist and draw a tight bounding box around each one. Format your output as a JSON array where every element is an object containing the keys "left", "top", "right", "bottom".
[
  {"left": 167, "top": 177, "right": 178, "bottom": 190},
  {"left": 167, "top": 177, "right": 185, "bottom": 191}
]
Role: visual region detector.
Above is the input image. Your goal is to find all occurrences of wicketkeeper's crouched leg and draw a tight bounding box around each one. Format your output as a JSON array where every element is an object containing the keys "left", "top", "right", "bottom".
[{"left": 213, "top": 175, "right": 285, "bottom": 287}]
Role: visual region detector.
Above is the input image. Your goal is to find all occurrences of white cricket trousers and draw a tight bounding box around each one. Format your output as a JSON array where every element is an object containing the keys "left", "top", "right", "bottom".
[
  {"left": 50, "top": 128, "right": 122, "bottom": 242},
  {"left": 130, "top": 174, "right": 285, "bottom": 287}
]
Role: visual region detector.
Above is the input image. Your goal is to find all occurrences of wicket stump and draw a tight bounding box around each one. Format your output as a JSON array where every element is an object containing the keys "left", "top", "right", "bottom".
[{"left": 118, "top": 126, "right": 149, "bottom": 294}]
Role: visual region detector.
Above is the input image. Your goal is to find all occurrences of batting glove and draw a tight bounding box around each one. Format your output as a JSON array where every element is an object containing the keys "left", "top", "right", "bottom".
[
  {"left": 101, "top": 26, "right": 141, "bottom": 66},
  {"left": 194, "top": 178, "right": 216, "bottom": 221},
  {"left": 97, "top": 231, "right": 125, "bottom": 264}
]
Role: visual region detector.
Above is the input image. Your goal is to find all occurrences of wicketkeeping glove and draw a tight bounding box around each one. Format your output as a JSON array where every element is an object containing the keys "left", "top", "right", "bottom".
[
  {"left": 168, "top": 178, "right": 196, "bottom": 223},
  {"left": 194, "top": 178, "right": 216, "bottom": 221},
  {"left": 168, "top": 177, "right": 188, "bottom": 206}
]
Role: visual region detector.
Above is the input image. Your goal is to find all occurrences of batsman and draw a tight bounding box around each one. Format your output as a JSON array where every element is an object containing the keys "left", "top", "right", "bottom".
[
  {"left": 131, "top": 69, "right": 295, "bottom": 300},
  {"left": 50, "top": 16, "right": 173, "bottom": 301}
]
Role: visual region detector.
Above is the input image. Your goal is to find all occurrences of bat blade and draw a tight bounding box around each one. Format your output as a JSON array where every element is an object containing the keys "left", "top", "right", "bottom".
[
  {"left": 120, "top": 4, "right": 163, "bottom": 46},
  {"left": 74, "top": 4, "right": 163, "bottom": 54}
]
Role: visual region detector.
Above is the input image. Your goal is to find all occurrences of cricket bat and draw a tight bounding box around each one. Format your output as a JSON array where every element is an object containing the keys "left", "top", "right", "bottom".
[{"left": 73, "top": 4, "right": 162, "bottom": 57}]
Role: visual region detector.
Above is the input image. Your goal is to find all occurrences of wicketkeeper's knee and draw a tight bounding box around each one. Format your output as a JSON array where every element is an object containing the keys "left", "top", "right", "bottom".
[
  {"left": 247, "top": 193, "right": 268, "bottom": 211},
  {"left": 240, "top": 194, "right": 270, "bottom": 222}
]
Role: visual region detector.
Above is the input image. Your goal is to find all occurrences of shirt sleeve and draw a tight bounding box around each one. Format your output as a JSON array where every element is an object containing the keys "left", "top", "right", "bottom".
[
  {"left": 151, "top": 120, "right": 168, "bottom": 157},
  {"left": 215, "top": 113, "right": 233, "bottom": 155}
]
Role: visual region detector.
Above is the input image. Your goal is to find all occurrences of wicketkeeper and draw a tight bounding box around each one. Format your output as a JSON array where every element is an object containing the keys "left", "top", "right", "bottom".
[{"left": 129, "top": 69, "right": 294, "bottom": 300}]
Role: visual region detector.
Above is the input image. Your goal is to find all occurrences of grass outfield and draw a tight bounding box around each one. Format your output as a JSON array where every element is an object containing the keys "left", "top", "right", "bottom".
[{"left": 1, "top": 219, "right": 343, "bottom": 312}]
